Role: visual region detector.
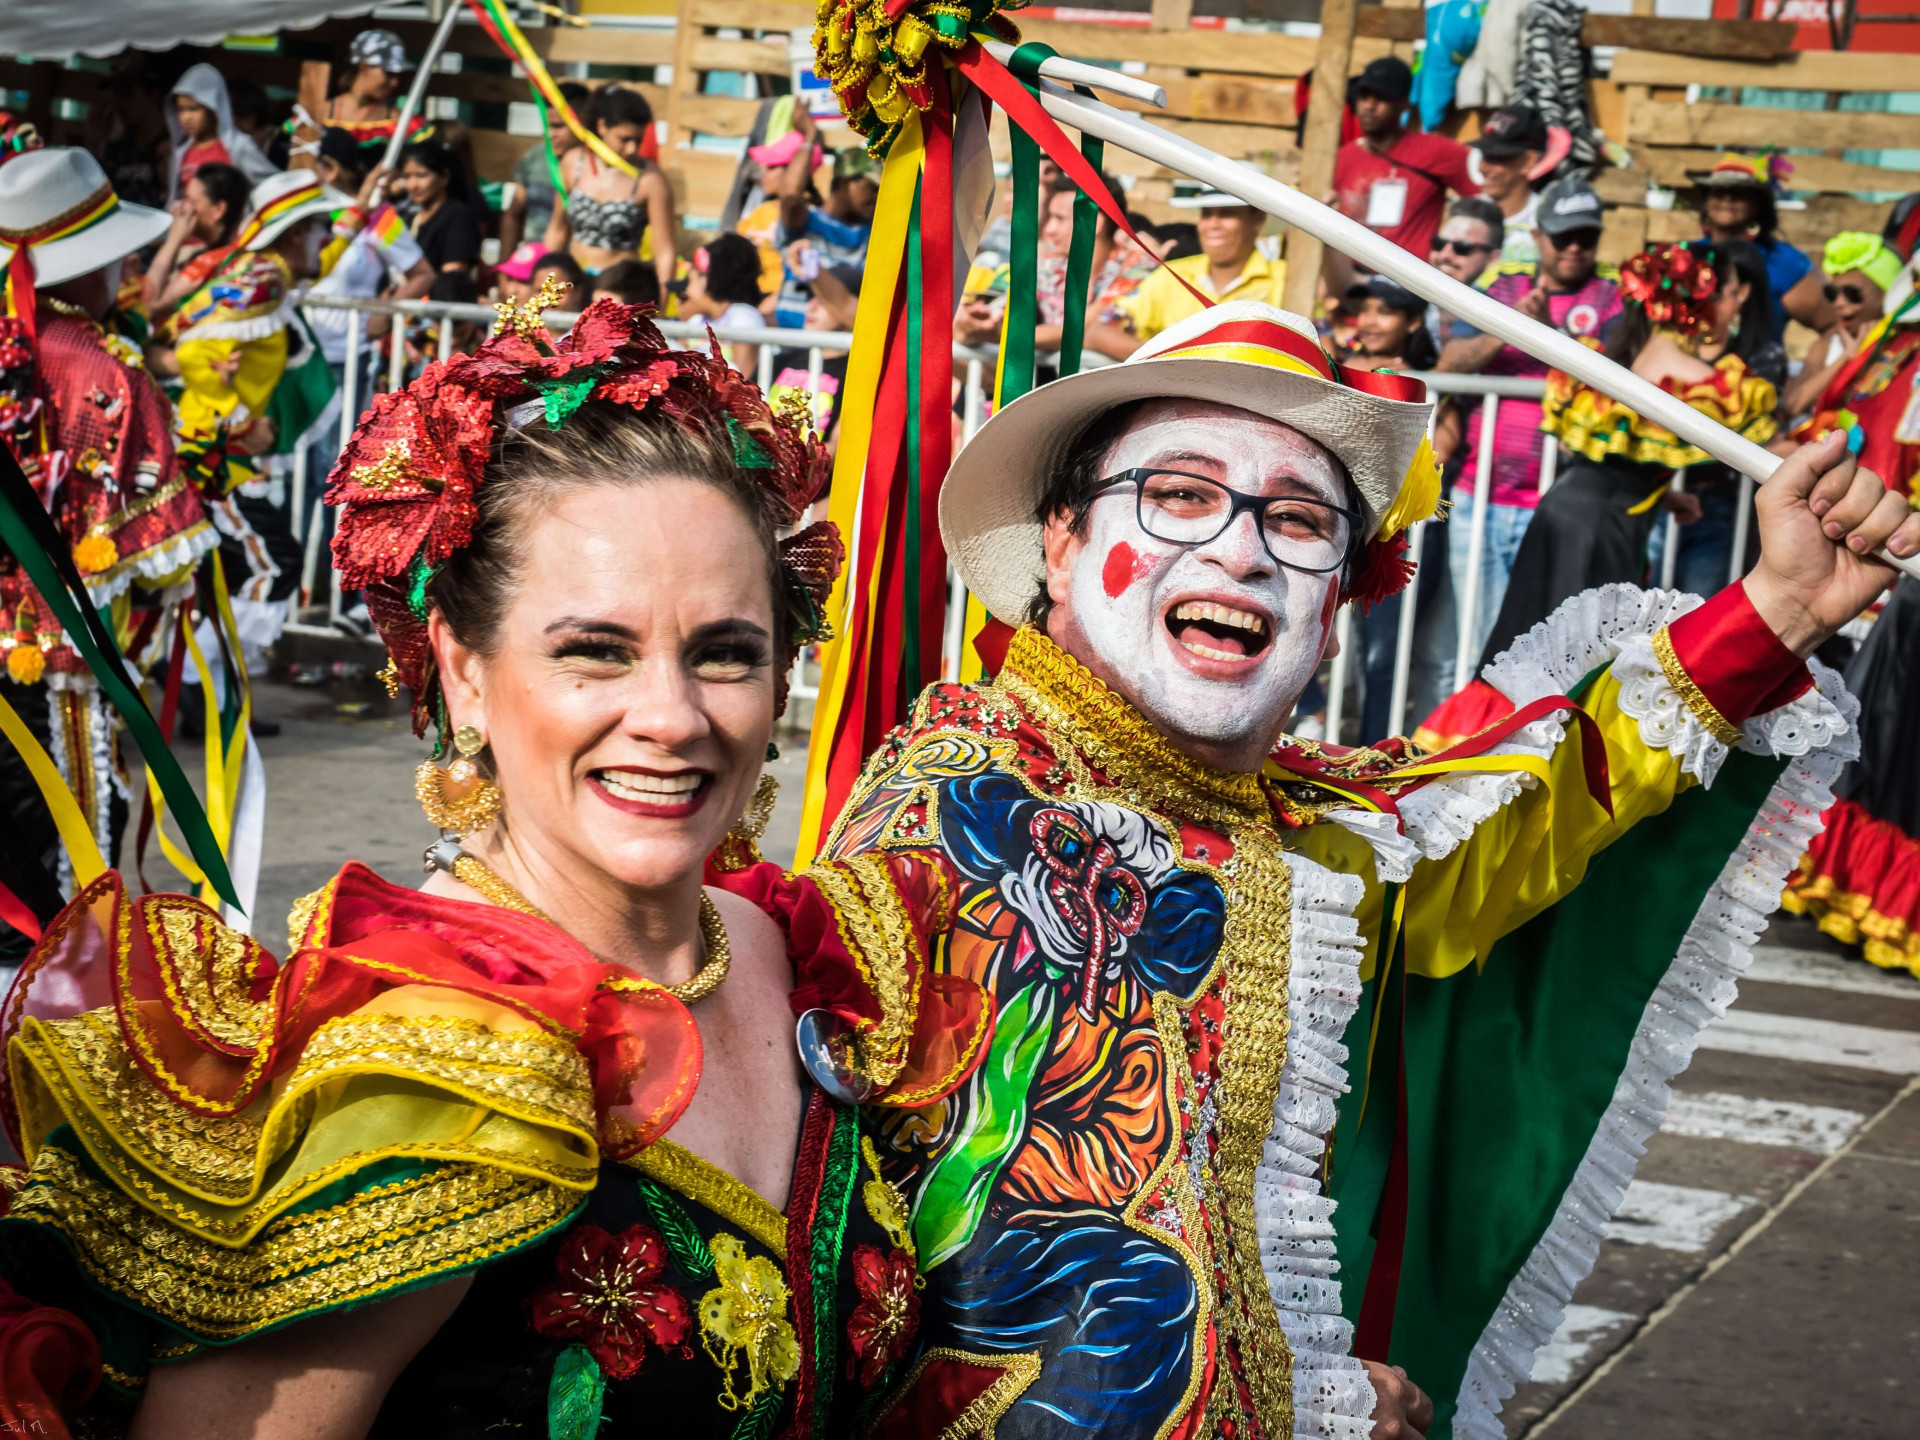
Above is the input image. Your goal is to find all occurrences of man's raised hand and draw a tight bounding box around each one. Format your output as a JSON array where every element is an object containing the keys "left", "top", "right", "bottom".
[
  {"left": 1744, "top": 428, "right": 1920, "bottom": 658},
  {"left": 1363, "top": 1360, "right": 1434, "bottom": 1440}
]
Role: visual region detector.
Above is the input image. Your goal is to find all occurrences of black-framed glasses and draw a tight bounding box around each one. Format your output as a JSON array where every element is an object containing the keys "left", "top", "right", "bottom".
[
  {"left": 1545, "top": 227, "right": 1602, "bottom": 251},
  {"left": 1435, "top": 237, "right": 1494, "bottom": 257},
  {"left": 1824, "top": 283, "right": 1868, "bottom": 305},
  {"left": 1092, "top": 469, "right": 1361, "bottom": 574}
]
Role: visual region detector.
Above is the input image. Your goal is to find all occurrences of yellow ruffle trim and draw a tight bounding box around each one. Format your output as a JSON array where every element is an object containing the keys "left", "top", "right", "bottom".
[{"left": 1543, "top": 349, "right": 1778, "bottom": 468}]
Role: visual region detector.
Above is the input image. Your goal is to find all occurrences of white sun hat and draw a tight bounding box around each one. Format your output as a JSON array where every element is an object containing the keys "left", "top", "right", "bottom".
[
  {"left": 1166, "top": 185, "right": 1255, "bottom": 209},
  {"left": 938, "top": 301, "right": 1438, "bottom": 623},
  {"left": 0, "top": 147, "right": 170, "bottom": 290},
  {"left": 238, "top": 170, "right": 350, "bottom": 252}
]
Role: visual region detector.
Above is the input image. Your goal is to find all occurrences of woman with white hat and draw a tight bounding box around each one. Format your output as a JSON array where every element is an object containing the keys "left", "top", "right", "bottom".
[{"left": 0, "top": 146, "right": 217, "bottom": 960}]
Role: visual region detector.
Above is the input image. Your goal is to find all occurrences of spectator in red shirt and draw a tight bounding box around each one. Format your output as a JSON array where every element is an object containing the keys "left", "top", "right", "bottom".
[{"left": 1331, "top": 57, "right": 1478, "bottom": 290}]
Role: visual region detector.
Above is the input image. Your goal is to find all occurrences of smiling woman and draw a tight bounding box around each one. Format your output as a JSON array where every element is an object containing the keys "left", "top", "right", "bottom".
[{"left": 0, "top": 300, "right": 987, "bottom": 1439}]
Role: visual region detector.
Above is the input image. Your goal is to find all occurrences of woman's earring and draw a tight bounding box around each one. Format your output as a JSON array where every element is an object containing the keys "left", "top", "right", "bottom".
[
  {"left": 710, "top": 773, "right": 780, "bottom": 873},
  {"left": 416, "top": 724, "right": 503, "bottom": 835}
]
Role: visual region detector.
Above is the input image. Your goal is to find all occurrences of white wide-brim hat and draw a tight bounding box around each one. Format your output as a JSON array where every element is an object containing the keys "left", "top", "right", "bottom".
[
  {"left": 0, "top": 148, "right": 169, "bottom": 289},
  {"left": 1167, "top": 187, "right": 1255, "bottom": 209},
  {"left": 241, "top": 170, "right": 350, "bottom": 251},
  {"left": 939, "top": 301, "right": 1437, "bottom": 623}
]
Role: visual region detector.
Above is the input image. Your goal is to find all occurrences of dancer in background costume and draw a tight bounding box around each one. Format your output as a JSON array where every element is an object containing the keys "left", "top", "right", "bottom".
[
  {"left": 807, "top": 299, "right": 1914, "bottom": 1440},
  {"left": 0, "top": 292, "right": 993, "bottom": 1440},
  {"left": 0, "top": 146, "right": 214, "bottom": 962}
]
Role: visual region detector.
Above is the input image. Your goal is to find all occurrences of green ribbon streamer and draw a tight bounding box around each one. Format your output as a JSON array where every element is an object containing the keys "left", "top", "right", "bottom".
[
  {"left": 527, "top": 84, "right": 570, "bottom": 216},
  {"left": 998, "top": 42, "right": 1053, "bottom": 409},
  {"left": 900, "top": 174, "right": 924, "bottom": 714},
  {"left": 0, "top": 446, "right": 240, "bottom": 909},
  {"left": 1058, "top": 87, "right": 1104, "bottom": 378}
]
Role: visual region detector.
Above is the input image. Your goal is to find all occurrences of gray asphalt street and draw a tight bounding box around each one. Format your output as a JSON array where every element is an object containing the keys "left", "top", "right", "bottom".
[{"left": 153, "top": 671, "right": 1919, "bottom": 1438}]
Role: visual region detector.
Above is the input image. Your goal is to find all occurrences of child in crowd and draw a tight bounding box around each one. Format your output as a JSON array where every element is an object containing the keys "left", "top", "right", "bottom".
[
  {"left": 683, "top": 233, "right": 767, "bottom": 374},
  {"left": 591, "top": 259, "right": 662, "bottom": 309}
]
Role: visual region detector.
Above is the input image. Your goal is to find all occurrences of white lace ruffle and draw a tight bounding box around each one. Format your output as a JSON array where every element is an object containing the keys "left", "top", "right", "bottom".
[
  {"left": 1448, "top": 627, "right": 1862, "bottom": 1438},
  {"left": 1259, "top": 851, "right": 1376, "bottom": 1438},
  {"left": 82, "top": 521, "right": 218, "bottom": 606},
  {"left": 1320, "top": 806, "right": 1420, "bottom": 884}
]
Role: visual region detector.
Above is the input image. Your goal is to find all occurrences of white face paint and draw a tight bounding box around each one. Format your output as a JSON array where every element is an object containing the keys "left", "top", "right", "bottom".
[{"left": 1048, "top": 399, "right": 1350, "bottom": 770}]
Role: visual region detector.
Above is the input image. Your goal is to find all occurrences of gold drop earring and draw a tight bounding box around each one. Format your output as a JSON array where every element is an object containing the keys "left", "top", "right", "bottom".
[
  {"left": 710, "top": 773, "right": 780, "bottom": 872},
  {"left": 416, "top": 724, "right": 504, "bottom": 835}
]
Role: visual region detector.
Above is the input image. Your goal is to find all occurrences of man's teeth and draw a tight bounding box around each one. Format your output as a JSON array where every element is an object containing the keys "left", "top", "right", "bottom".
[
  {"left": 1170, "top": 601, "right": 1268, "bottom": 635},
  {"left": 599, "top": 770, "right": 704, "bottom": 800}
]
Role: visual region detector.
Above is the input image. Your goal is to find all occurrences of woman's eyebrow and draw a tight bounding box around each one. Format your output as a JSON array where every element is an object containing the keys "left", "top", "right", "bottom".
[
  {"left": 543, "top": 617, "right": 637, "bottom": 639},
  {"left": 687, "top": 618, "right": 771, "bottom": 645}
]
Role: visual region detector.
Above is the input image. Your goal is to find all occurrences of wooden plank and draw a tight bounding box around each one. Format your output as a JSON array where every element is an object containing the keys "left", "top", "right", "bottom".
[
  {"left": 1598, "top": 206, "right": 1649, "bottom": 265},
  {"left": 1185, "top": 74, "right": 1296, "bottom": 127},
  {"left": 470, "top": 128, "right": 538, "bottom": 183},
  {"left": 1286, "top": 0, "right": 1357, "bottom": 313},
  {"left": 294, "top": 16, "right": 678, "bottom": 69},
  {"left": 1011, "top": 18, "right": 1317, "bottom": 77},
  {"left": 676, "top": 92, "right": 763, "bottom": 138},
  {"left": 684, "top": 0, "right": 813, "bottom": 32},
  {"left": 1151, "top": 0, "right": 1196, "bottom": 30},
  {"left": 690, "top": 34, "right": 791, "bottom": 73},
  {"left": 1589, "top": 79, "right": 1627, "bottom": 145},
  {"left": 544, "top": 28, "right": 678, "bottom": 67},
  {"left": 1618, "top": 146, "right": 1920, "bottom": 196},
  {"left": 1580, "top": 16, "right": 1795, "bottom": 57},
  {"left": 662, "top": 146, "right": 745, "bottom": 222},
  {"left": 1636, "top": 195, "right": 1891, "bottom": 247},
  {"left": 1610, "top": 48, "right": 1920, "bottom": 93},
  {"left": 1357, "top": 7, "right": 1425, "bottom": 41},
  {"left": 1628, "top": 98, "right": 1920, "bottom": 152}
]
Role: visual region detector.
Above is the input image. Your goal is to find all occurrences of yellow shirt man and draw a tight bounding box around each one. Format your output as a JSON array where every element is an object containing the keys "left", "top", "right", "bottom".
[{"left": 1121, "top": 247, "right": 1287, "bottom": 341}]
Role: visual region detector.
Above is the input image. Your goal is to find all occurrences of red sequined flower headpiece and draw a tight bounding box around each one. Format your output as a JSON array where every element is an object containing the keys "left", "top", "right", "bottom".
[
  {"left": 325, "top": 289, "right": 840, "bottom": 740},
  {"left": 1618, "top": 244, "right": 1719, "bottom": 337}
]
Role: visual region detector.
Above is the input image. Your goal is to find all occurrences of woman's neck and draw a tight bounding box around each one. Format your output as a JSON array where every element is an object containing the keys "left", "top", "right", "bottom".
[
  {"left": 468, "top": 824, "right": 708, "bottom": 987},
  {"left": 417, "top": 192, "right": 444, "bottom": 223}
]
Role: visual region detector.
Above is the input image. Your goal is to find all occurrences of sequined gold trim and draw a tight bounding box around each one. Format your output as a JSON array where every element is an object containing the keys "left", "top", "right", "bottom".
[
  {"left": 95, "top": 476, "right": 190, "bottom": 536},
  {"left": 100, "top": 1360, "right": 147, "bottom": 1390},
  {"left": 1652, "top": 625, "right": 1745, "bottom": 747},
  {"left": 873, "top": 1346, "right": 1042, "bottom": 1439},
  {"left": 145, "top": 894, "right": 271, "bottom": 1050},
  {"left": 286, "top": 877, "right": 337, "bottom": 952},
  {"left": 625, "top": 1139, "right": 788, "bottom": 1260},
  {"left": 804, "top": 853, "right": 926, "bottom": 1090},
  {"left": 8, "top": 1145, "right": 579, "bottom": 1340}
]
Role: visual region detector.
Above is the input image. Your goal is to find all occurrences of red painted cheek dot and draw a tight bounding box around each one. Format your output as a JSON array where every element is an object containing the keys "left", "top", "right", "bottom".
[{"left": 1102, "top": 541, "right": 1154, "bottom": 598}]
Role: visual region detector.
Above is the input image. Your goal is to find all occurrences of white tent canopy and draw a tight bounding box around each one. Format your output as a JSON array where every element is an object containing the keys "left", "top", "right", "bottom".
[{"left": 1, "top": 1, "right": 385, "bottom": 60}]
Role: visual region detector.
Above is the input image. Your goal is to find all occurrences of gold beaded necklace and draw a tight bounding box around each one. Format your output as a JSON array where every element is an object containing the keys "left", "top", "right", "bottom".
[{"left": 449, "top": 852, "right": 732, "bottom": 1005}]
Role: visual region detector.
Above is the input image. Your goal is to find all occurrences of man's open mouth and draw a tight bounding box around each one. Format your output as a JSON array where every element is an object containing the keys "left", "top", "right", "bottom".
[{"left": 1165, "top": 600, "right": 1273, "bottom": 662}]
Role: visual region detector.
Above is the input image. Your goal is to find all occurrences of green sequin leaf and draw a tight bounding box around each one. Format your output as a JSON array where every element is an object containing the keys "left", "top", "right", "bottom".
[
  {"left": 726, "top": 416, "right": 773, "bottom": 469},
  {"left": 540, "top": 375, "right": 600, "bottom": 429},
  {"left": 546, "top": 1343, "right": 606, "bottom": 1440},
  {"left": 728, "top": 1381, "right": 785, "bottom": 1440},
  {"left": 636, "top": 1175, "right": 715, "bottom": 1285}
]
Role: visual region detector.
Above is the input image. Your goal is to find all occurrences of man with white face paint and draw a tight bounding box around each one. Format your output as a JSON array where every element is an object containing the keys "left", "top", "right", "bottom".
[
  {"left": 0, "top": 144, "right": 215, "bottom": 965},
  {"left": 823, "top": 301, "right": 1915, "bottom": 1440}
]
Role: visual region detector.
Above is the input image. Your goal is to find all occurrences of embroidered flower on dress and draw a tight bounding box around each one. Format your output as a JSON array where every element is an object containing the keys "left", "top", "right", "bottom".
[
  {"left": 698, "top": 1233, "right": 800, "bottom": 1410},
  {"left": 845, "top": 1243, "right": 920, "bottom": 1388},
  {"left": 528, "top": 1222, "right": 693, "bottom": 1381}
]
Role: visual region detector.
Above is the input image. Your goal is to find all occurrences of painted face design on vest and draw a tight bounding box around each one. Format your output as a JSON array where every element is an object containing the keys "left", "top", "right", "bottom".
[{"left": 1061, "top": 400, "right": 1347, "bottom": 757}]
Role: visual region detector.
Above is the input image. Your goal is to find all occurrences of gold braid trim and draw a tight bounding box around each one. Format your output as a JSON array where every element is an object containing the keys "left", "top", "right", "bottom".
[
  {"left": 803, "top": 853, "right": 923, "bottom": 1090},
  {"left": 872, "top": 1346, "right": 1043, "bottom": 1440},
  {"left": 625, "top": 1138, "right": 788, "bottom": 1260},
  {"left": 1652, "top": 625, "right": 1745, "bottom": 746},
  {"left": 7, "top": 1145, "right": 580, "bottom": 1340}
]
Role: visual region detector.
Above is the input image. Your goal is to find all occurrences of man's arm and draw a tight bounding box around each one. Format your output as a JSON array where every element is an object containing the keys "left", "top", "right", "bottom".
[
  {"left": 774, "top": 110, "right": 818, "bottom": 239},
  {"left": 1437, "top": 331, "right": 1505, "bottom": 373}
]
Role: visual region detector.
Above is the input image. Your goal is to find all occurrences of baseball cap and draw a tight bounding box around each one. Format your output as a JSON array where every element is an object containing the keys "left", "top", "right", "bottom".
[
  {"left": 1472, "top": 105, "right": 1548, "bottom": 160},
  {"left": 1347, "top": 57, "right": 1413, "bottom": 105},
  {"left": 496, "top": 242, "right": 551, "bottom": 282},
  {"left": 832, "top": 148, "right": 879, "bottom": 184},
  {"left": 824, "top": 261, "right": 863, "bottom": 298},
  {"left": 1536, "top": 176, "right": 1603, "bottom": 237},
  {"left": 348, "top": 28, "right": 411, "bottom": 74},
  {"left": 1344, "top": 275, "right": 1424, "bottom": 314}
]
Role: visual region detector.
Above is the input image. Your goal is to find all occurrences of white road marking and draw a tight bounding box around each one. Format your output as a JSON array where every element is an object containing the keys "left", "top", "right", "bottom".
[
  {"left": 1747, "top": 945, "right": 1920, "bottom": 1001},
  {"left": 1605, "top": 1181, "right": 1755, "bottom": 1252},
  {"left": 1527, "top": 1305, "right": 1637, "bottom": 1384},
  {"left": 1661, "top": 1091, "right": 1865, "bottom": 1155},
  {"left": 1698, "top": 1009, "right": 1920, "bottom": 1076}
]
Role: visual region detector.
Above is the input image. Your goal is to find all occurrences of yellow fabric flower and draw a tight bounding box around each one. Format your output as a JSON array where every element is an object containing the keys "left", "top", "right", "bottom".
[
  {"left": 861, "top": 1135, "right": 915, "bottom": 1260},
  {"left": 698, "top": 1233, "right": 800, "bottom": 1411},
  {"left": 7, "top": 643, "right": 44, "bottom": 684}
]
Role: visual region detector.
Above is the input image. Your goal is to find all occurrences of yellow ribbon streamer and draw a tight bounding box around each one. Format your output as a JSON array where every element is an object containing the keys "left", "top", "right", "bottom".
[
  {"left": 795, "top": 112, "right": 926, "bottom": 867},
  {"left": 0, "top": 689, "right": 105, "bottom": 888}
]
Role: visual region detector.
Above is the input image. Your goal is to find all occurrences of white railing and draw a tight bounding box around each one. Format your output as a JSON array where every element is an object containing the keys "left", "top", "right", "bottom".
[{"left": 284, "top": 295, "right": 1752, "bottom": 745}]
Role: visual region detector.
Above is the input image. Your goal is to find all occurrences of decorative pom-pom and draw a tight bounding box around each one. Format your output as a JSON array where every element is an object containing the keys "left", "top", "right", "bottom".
[
  {"left": 1342, "top": 528, "right": 1417, "bottom": 614},
  {"left": 7, "top": 643, "right": 45, "bottom": 684},
  {"left": 71, "top": 533, "right": 118, "bottom": 574}
]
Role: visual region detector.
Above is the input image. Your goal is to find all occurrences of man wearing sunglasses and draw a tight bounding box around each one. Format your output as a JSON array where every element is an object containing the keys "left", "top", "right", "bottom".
[
  {"left": 825, "top": 298, "right": 1909, "bottom": 1440},
  {"left": 1435, "top": 175, "right": 1621, "bottom": 662}
]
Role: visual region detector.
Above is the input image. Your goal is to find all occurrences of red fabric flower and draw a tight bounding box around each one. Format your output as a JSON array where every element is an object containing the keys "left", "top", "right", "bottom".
[
  {"left": 1619, "top": 244, "right": 1719, "bottom": 336},
  {"left": 844, "top": 1243, "right": 919, "bottom": 1388},
  {"left": 1342, "top": 528, "right": 1415, "bottom": 613},
  {"left": 528, "top": 1222, "right": 693, "bottom": 1381}
]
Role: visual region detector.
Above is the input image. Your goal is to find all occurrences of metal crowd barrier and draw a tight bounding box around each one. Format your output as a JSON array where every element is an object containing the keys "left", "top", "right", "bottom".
[{"left": 283, "top": 294, "right": 1755, "bottom": 745}]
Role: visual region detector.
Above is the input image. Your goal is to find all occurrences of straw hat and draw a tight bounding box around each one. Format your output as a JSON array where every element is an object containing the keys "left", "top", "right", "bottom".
[
  {"left": 240, "top": 170, "right": 350, "bottom": 252},
  {"left": 939, "top": 301, "right": 1436, "bottom": 622},
  {"left": 0, "top": 148, "right": 169, "bottom": 288}
]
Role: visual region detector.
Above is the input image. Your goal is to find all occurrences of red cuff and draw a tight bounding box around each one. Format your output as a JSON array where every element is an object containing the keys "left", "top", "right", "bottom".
[{"left": 1664, "top": 582, "right": 1812, "bottom": 729}]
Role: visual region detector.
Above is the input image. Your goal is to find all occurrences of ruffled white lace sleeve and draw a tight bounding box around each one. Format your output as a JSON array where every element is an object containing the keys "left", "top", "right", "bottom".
[{"left": 1258, "top": 851, "right": 1376, "bottom": 1438}]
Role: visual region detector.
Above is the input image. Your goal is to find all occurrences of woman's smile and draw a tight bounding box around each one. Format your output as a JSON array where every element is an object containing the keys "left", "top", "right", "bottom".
[{"left": 587, "top": 765, "right": 713, "bottom": 819}]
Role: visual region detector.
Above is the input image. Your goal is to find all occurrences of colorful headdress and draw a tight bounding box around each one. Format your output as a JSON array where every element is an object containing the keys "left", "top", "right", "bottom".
[
  {"left": 1687, "top": 150, "right": 1793, "bottom": 196},
  {"left": 1822, "top": 231, "right": 1904, "bottom": 293},
  {"left": 1619, "top": 244, "right": 1720, "bottom": 337},
  {"left": 326, "top": 289, "right": 840, "bottom": 742}
]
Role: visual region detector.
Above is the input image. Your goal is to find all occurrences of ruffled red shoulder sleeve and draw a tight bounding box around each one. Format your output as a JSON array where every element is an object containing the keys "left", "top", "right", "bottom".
[{"left": 710, "top": 858, "right": 994, "bottom": 1107}]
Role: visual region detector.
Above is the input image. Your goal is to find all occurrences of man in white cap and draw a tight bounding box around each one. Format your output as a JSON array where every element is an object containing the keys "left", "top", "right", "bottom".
[
  {"left": 826, "top": 301, "right": 1914, "bottom": 1439},
  {"left": 0, "top": 146, "right": 216, "bottom": 960}
]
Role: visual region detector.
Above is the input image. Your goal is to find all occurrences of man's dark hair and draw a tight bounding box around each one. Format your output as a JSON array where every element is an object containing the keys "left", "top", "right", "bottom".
[
  {"left": 1151, "top": 222, "right": 1201, "bottom": 261},
  {"left": 593, "top": 258, "right": 661, "bottom": 308},
  {"left": 589, "top": 84, "right": 654, "bottom": 135},
  {"left": 1447, "top": 196, "right": 1507, "bottom": 248},
  {"left": 1023, "top": 401, "right": 1363, "bottom": 628},
  {"left": 701, "top": 232, "right": 765, "bottom": 306},
  {"left": 535, "top": 251, "right": 590, "bottom": 296}
]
